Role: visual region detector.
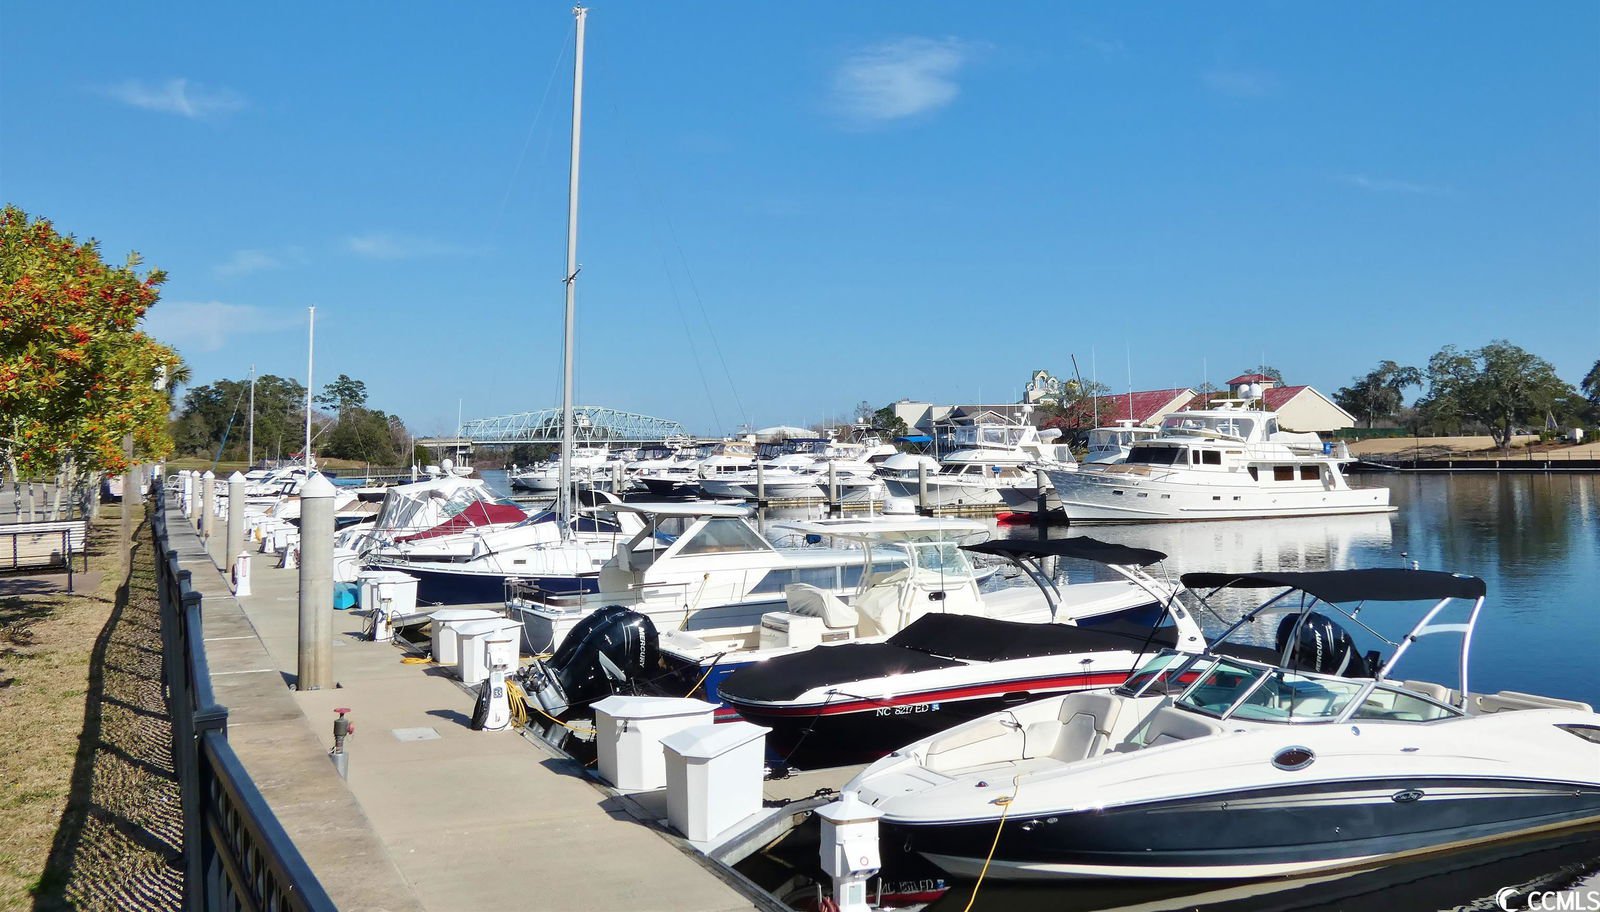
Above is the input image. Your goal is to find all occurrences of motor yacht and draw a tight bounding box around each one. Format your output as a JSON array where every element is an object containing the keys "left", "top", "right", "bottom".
[
  {"left": 847, "top": 568, "right": 1600, "bottom": 880},
  {"left": 884, "top": 423, "right": 1073, "bottom": 509},
  {"left": 1047, "top": 401, "right": 1393, "bottom": 522},
  {"left": 684, "top": 534, "right": 1194, "bottom": 767},
  {"left": 507, "top": 501, "right": 894, "bottom": 655},
  {"left": 699, "top": 453, "right": 823, "bottom": 500}
]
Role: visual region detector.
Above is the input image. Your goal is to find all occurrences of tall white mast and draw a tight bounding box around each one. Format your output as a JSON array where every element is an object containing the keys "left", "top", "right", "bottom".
[
  {"left": 305, "top": 306, "right": 315, "bottom": 470},
  {"left": 248, "top": 364, "right": 256, "bottom": 467},
  {"left": 558, "top": 5, "right": 587, "bottom": 532}
]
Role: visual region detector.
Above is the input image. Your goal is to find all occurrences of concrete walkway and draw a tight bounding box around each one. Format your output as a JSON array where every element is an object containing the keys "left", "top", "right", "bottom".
[{"left": 178, "top": 505, "right": 760, "bottom": 912}]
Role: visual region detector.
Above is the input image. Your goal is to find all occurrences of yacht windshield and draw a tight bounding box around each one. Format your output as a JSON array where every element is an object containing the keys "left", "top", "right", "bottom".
[
  {"left": 1175, "top": 660, "right": 1373, "bottom": 723},
  {"left": 1161, "top": 415, "right": 1256, "bottom": 440}
]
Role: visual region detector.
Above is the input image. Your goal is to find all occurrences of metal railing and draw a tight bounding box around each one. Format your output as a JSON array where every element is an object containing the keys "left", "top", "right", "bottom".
[{"left": 152, "top": 495, "right": 336, "bottom": 912}]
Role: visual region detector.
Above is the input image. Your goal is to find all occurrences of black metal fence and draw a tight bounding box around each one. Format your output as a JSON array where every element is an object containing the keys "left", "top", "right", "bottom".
[{"left": 152, "top": 494, "right": 336, "bottom": 912}]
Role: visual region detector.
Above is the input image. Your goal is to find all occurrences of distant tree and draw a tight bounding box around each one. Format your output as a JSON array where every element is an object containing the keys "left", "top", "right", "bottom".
[
  {"left": 1, "top": 206, "right": 183, "bottom": 507},
  {"left": 1583, "top": 359, "right": 1600, "bottom": 420},
  {"left": 1417, "top": 341, "right": 1576, "bottom": 448},
  {"left": 870, "top": 404, "right": 910, "bottom": 439},
  {"left": 1333, "top": 360, "right": 1423, "bottom": 428},
  {"left": 316, "top": 373, "right": 368, "bottom": 416},
  {"left": 172, "top": 374, "right": 308, "bottom": 462},
  {"left": 1243, "top": 364, "right": 1284, "bottom": 383}
]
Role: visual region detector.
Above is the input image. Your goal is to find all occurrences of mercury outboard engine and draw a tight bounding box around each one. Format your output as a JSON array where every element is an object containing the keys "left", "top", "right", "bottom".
[
  {"left": 1276, "top": 611, "right": 1374, "bottom": 677},
  {"left": 522, "top": 606, "right": 658, "bottom": 717}
]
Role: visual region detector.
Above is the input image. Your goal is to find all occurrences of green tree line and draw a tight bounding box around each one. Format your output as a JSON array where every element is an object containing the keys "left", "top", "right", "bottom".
[{"left": 171, "top": 372, "right": 419, "bottom": 465}]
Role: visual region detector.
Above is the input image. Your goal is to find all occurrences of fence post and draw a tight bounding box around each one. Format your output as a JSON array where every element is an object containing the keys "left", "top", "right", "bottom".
[{"left": 297, "top": 473, "right": 336, "bottom": 691}]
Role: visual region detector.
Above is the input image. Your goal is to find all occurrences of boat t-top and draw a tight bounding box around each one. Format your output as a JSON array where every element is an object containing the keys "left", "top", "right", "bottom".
[{"left": 847, "top": 568, "right": 1600, "bottom": 881}]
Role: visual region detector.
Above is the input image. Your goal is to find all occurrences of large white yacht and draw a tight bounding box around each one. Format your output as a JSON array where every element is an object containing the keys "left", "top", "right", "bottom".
[
  {"left": 1046, "top": 402, "right": 1392, "bottom": 522},
  {"left": 884, "top": 423, "right": 1074, "bottom": 509}
]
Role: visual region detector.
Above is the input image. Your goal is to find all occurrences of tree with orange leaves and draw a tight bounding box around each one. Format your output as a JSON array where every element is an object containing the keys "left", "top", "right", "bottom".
[{"left": 1, "top": 205, "right": 183, "bottom": 510}]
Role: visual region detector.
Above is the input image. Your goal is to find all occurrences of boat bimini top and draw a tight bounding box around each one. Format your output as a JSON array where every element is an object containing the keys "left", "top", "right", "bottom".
[
  {"left": 966, "top": 538, "right": 1195, "bottom": 638},
  {"left": 1140, "top": 568, "right": 1492, "bottom": 722}
]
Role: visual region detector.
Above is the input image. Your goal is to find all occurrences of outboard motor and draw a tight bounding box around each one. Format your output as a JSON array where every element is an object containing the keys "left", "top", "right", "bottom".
[
  {"left": 521, "top": 606, "right": 658, "bottom": 717},
  {"left": 1276, "top": 612, "right": 1371, "bottom": 677}
]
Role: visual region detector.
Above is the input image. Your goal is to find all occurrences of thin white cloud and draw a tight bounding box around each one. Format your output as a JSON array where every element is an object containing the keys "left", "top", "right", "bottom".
[
  {"left": 1078, "top": 36, "right": 1126, "bottom": 60},
  {"left": 344, "top": 233, "right": 470, "bottom": 260},
  {"left": 831, "top": 37, "right": 975, "bottom": 127},
  {"left": 143, "top": 301, "right": 275, "bottom": 353},
  {"left": 102, "top": 78, "right": 246, "bottom": 119},
  {"left": 1336, "top": 174, "right": 1451, "bottom": 196},
  {"left": 1203, "top": 68, "right": 1279, "bottom": 98},
  {"left": 213, "top": 249, "right": 280, "bottom": 278}
]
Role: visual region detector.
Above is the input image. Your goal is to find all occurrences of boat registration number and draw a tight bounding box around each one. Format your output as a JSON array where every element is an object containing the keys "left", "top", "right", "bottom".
[{"left": 877, "top": 703, "right": 937, "bottom": 716}]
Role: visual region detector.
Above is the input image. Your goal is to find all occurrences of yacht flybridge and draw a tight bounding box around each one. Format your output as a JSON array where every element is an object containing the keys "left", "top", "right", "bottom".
[
  {"left": 1047, "top": 402, "right": 1393, "bottom": 522},
  {"left": 847, "top": 568, "right": 1600, "bottom": 881}
]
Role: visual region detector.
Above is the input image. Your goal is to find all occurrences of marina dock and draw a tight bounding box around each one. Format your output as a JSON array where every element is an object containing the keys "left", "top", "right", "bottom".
[{"left": 173, "top": 502, "right": 780, "bottom": 912}]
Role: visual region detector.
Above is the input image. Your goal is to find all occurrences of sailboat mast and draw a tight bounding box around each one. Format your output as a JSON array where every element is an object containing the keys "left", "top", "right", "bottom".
[
  {"left": 305, "top": 306, "right": 315, "bottom": 470},
  {"left": 248, "top": 364, "right": 255, "bottom": 467},
  {"left": 558, "top": 5, "right": 587, "bottom": 528}
]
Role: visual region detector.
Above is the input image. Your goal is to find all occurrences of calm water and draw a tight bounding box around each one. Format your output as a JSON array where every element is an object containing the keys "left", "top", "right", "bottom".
[{"left": 484, "top": 469, "right": 1600, "bottom": 908}]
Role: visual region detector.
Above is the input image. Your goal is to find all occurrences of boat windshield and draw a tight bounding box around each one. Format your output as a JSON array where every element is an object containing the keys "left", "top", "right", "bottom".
[
  {"left": 905, "top": 540, "right": 973, "bottom": 580},
  {"left": 951, "top": 425, "right": 1029, "bottom": 448},
  {"left": 1176, "top": 659, "right": 1370, "bottom": 723},
  {"left": 673, "top": 517, "right": 772, "bottom": 555},
  {"left": 1161, "top": 414, "right": 1256, "bottom": 440},
  {"left": 1117, "top": 650, "right": 1199, "bottom": 696}
]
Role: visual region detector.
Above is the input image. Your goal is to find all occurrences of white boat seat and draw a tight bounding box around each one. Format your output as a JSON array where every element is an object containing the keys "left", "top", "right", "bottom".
[
  {"left": 924, "top": 717, "right": 1024, "bottom": 772},
  {"left": 1398, "top": 680, "right": 1453, "bottom": 704},
  {"left": 1477, "top": 691, "right": 1594, "bottom": 714},
  {"left": 853, "top": 574, "right": 910, "bottom": 637},
  {"left": 1023, "top": 693, "right": 1124, "bottom": 761},
  {"left": 1139, "top": 707, "right": 1224, "bottom": 747},
  {"left": 783, "top": 584, "right": 860, "bottom": 630}
]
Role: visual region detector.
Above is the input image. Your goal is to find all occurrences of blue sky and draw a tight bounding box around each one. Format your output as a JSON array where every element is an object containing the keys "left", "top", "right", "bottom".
[{"left": 4, "top": 2, "right": 1596, "bottom": 435}]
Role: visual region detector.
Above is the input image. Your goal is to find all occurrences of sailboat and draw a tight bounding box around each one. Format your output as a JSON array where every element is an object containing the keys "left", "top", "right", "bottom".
[{"left": 363, "top": 6, "right": 624, "bottom": 605}]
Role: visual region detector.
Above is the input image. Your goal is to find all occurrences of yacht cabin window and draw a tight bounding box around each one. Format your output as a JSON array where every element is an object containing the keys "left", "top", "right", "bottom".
[
  {"left": 1300, "top": 466, "right": 1321, "bottom": 481},
  {"left": 1273, "top": 466, "right": 1296, "bottom": 482},
  {"left": 1126, "top": 446, "right": 1185, "bottom": 466},
  {"left": 1266, "top": 418, "right": 1279, "bottom": 435}
]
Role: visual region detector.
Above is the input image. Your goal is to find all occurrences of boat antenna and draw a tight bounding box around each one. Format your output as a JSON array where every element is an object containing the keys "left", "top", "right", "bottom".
[
  {"left": 557, "top": 5, "right": 588, "bottom": 534},
  {"left": 248, "top": 364, "right": 255, "bottom": 468},
  {"left": 305, "top": 306, "right": 315, "bottom": 470},
  {"left": 1125, "top": 344, "right": 1133, "bottom": 422}
]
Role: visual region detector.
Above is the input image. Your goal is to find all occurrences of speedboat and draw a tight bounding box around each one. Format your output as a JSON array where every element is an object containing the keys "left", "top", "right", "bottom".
[
  {"left": 507, "top": 501, "right": 894, "bottom": 655},
  {"left": 351, "top": 474, "right": 527, "bottom": 558},
  {"left": 884, "top": 423, "right": 1073, "bottom": 509},
  {"left": 1046, "top": 401, "right": 1393, "bottom": 522},
  {"left": 713, "top": 536, "right": 1202, "bottom": 767},
  {"left": 847, "top": 568, "right": 1600, "bottom": 881}
]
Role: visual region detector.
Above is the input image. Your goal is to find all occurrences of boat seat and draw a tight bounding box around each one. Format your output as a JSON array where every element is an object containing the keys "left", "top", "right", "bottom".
[
  {"left": 1022, "top": 693, "right": 1124, "bottom": 762},
  {"left": 783, "top": 584, "right": 860, "bottom": 630},
  {"left": 1477, "top": 691, "right": 1594, "bottom": 714},
  {"left": 924, "top": 717, "right": 1024, "bottom": 773},
  {"left": 853, "top": 575, "right": 910, "bottom": 637},
  {"left": 1139, "top": 707, "right": 1224, "bottom": 747},
  {"left": 1398, "top": 680, "right": 1453, "bottom": 704}
]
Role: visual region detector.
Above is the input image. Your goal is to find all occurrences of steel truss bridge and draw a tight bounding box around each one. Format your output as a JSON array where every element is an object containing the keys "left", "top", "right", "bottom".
[{"left": 454, "top": 406, "right": 689, "bottom": 446}]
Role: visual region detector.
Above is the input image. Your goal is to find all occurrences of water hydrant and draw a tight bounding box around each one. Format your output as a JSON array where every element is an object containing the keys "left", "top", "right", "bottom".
[{"left": 331, "top": 707, "right": 354, "bottom": 779}]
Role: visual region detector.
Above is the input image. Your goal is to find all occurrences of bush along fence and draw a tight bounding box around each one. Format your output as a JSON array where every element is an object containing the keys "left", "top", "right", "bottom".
[{"left": 152, "top": 494, "right": 336, "bottom": 912}]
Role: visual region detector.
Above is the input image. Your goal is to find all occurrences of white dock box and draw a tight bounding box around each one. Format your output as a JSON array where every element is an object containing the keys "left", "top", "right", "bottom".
[
  {"left": 358, "top": 571, "right": 419, "bottom": 618},
  {"left": 592, "top": 696, "right": 717, "bottom": 792},
  {"left": 661, "top": 721, "right": 770, "bottom": 843},
  {"left": 429, "top": 607, "right": 501, "bottom": 667},
  {"left": 454, "top": 618, "right": 523, "bottom": 685}
]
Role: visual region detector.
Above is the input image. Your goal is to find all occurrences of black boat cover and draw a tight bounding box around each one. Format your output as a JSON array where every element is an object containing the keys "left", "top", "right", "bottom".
[
  {"left": 964, "top": 537, "right": 1167, "bottom": 567},
  {"left": 1180, "top": 569, "right": 1486, "bottom": 603},
  {"left": 719, "top": 614, "right": 1180, "bottom": 705},
  {"left": 887, "top": 613, "right": 1179, "bottom": 662},
  {"left": 719, "top": 642, "right": 963, "bottom": 704}
]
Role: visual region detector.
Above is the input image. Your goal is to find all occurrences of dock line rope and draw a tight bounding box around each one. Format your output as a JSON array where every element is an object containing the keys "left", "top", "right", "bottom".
[{"left": 960, "top": 777, "right": 1020, "bottom": 912}]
